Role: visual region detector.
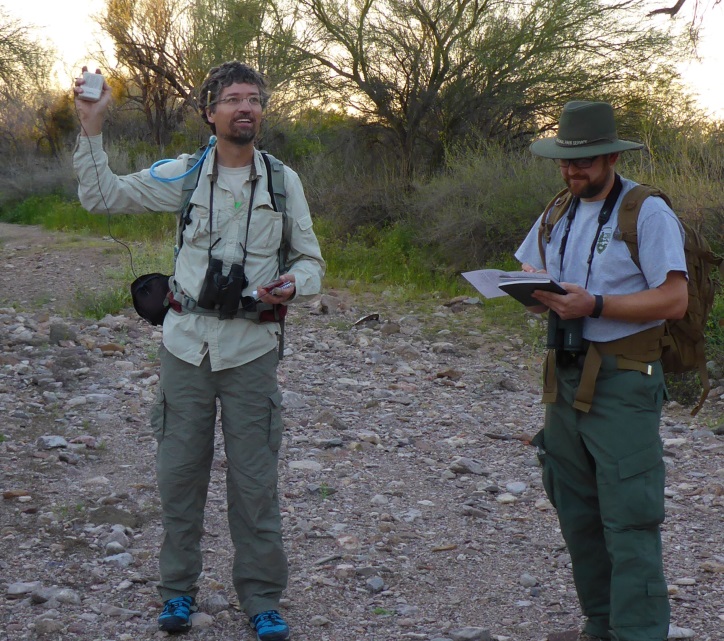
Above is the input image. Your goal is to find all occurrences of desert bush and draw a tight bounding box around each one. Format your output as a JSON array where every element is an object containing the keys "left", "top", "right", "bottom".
[
  {"left": 0, "top": 151, "right": 76, "bottom": 206},
  {"left": 406, "top": 142, "right": 560, "bottom": 271},
  {"left": 297, "top": 123, "right": 411, "bottom": 235}
]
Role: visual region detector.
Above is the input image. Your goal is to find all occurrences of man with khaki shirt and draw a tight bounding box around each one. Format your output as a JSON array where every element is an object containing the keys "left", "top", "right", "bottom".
[{"left": 73, "top": 61, "right": 325, "bottom": 641}]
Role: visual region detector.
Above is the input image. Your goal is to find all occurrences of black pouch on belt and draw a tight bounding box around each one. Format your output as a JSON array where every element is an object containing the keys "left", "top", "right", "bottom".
[{"left": 130, "top": 273, "right": 172, "bottom": 326}]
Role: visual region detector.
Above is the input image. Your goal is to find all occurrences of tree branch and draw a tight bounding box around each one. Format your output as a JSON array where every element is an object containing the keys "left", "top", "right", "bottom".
[{"left": 647, "top": 0, "right": 687, "bottom": 17}]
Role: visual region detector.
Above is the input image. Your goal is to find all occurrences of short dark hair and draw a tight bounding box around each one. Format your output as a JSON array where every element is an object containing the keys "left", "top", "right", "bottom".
[{"left": 198, "top": 61, "right": 270, "bottom": 133}]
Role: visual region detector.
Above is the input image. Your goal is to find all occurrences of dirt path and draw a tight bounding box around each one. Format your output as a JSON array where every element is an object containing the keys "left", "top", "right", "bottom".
[{"left": 0, "top": 222, "right": 129, "bottom": 315}]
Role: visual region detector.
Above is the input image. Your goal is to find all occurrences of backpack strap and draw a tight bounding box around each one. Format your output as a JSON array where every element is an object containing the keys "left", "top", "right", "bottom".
[
  {"left": 175, "top": 146, "right": 206, "bottom": 257},
  {"left": 615, "top": 184, "right": 673, "bottom": 271},
  {"left": 261, "top": 151, "right": 290, "bottom": 275},
  {"left": 537, "top": 187, "right": 573, "bottom": 268},
  {"left": 262, "top": 151, "right": 287, "bottom": 214},
  {"left": 542, "top": 326, "right": 666, "bottom": 411}
]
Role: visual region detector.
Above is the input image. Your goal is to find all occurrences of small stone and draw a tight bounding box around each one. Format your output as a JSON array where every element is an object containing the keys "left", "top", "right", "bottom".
[
  {"left": 104, "top": 552, "right": 134, "bottom": 568},
  {"left": 449, "top": 627, "right": 492, "bottom": 641},
  {"left": 667, "top": 624, "right": 695, "bottom": 639},
  {"left": 334, "top": 564, "right": 356, "bottom": 579},
  {"left": 8, "top": 581, "right": 42, "bottom": 597},
  {"left": 34, "top": 619, "right": 64, "bottom": 635},
  {"left": 100, "top": 604, "right": 142, "bottom": 619},
  {"left": 200, "top": 592, "right": 229, "bottom": 615},
  {"left": 288, "top": 460, "right": 322, "bottom": 472},
  {"left": 190, "top": 612, "right": 215, "bottom": 628},
  {"left": 36, "top": 436, "right": 68, "bottom": 450},
  {"left": 505, "top": 481, "right": 527, "bottom": 494},
  {"left": 366, "top": 576, "right": 385, "bottom": 593},
  {"left": 519, "top": 573, "right": 537, "bottom": 587},
  {"left": 106, "top": 541, "right": 127, "bottom": 555}
]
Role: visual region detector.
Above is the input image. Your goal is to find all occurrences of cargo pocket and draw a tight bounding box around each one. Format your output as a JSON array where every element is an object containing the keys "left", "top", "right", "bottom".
[
  {"left": 532, "top": 429, "right": 557, "bottom": 509},
  {"left": 268, "top": 389, "right": 283, "bottom": 453},
  {"left": 599, "top": 440, "right": 665, "bottom": 529},
  {"left": 150, "top": 388, "right": 166, "bottom": 443}
]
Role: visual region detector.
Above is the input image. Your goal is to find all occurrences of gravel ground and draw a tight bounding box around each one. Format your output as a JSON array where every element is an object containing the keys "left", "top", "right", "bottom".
[{"left": 1, "top": 222, "right": 723, "bottom": 641}]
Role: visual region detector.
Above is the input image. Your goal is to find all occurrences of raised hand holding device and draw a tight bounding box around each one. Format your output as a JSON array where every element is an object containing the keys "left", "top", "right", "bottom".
[
  {"left": 74, "top": 66, "right": 112, "bottom": 137},
  {"left": 79, "top": 71, "right": 104, "bottom": 102}
]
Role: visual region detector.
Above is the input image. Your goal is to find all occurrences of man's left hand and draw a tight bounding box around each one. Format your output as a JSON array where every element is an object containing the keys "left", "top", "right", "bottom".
[
  {"left": 533, "top": 282, "right": 594, "bottom": 320},
  {"left": 257, "top": 274, "right": 296, "bottom": 304}
]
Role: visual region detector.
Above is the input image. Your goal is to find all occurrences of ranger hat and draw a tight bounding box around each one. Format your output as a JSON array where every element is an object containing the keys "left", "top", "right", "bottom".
[{"left": 530, "top": 100, "right": 644, "bottom": 159}]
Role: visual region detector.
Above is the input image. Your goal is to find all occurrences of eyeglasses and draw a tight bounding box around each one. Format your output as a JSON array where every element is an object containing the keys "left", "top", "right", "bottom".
[
  {"left": 215, "top": 95, "right": 262, "bottom": 108},
  {"left": 556, "top": 156, "right": 599, "bottom": 169}
]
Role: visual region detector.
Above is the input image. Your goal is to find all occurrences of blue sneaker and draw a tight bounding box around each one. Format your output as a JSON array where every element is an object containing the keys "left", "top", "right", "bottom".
[
  {"left": 250, "top": 610, "right": 290, "bottom": 641},
  {"left": 158, "top": 595, "right": 196, "bottom": 633}
]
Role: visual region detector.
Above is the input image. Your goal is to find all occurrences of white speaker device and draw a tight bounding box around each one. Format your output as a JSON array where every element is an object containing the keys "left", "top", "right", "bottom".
[{"left": 80, "top": 72, "right": 104, "bottom": 102}]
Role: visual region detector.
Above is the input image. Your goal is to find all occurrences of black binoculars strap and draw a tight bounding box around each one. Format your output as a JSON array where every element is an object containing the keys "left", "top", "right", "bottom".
[{"left": 558, "top": 174, "right": 623, "bottom": 287}]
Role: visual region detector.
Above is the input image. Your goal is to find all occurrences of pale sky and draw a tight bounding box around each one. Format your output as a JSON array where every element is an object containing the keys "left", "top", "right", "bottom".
[{"left": 3, "top": 0, "right": 724, "bottom": 119}]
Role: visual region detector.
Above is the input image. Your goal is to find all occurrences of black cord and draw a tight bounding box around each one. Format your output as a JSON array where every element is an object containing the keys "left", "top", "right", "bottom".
[{"left": 74, "top": 103, "right": 138, "bottom": 280}]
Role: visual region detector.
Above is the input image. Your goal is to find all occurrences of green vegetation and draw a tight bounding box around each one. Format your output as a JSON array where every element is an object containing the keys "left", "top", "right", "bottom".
[
  {"left": 0, "top": 195, "right": 176, "bottom": 242},
  {"left": 73, "top": 286, "right": 132, "bottom": 321}
]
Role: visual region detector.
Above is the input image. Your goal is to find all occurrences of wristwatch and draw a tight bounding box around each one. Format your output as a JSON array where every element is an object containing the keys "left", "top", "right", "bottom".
[{"left": 590, "top": 294, "right": 604, "bottom": 318}]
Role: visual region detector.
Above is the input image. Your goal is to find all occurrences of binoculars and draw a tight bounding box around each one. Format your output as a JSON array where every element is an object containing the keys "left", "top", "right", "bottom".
[
  {"left": 197, "top": 258, "right": 248, "bottom": 319},
  {"left": 546, "top": 311, "right": 584, "bottom": 352}
]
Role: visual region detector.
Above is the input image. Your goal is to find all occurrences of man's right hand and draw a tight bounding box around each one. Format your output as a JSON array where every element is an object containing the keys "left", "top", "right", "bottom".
[
  {"left": 73, "top": 66, "right": 112, "bottom": 136},
  {"left": 520, "top": 263, "right": 549, "bottom": 314}
]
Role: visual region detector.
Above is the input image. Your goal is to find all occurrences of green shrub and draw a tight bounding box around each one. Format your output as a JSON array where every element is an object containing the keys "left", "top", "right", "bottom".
[{"left": 73, "top": 286, "right": 131, "bottom": 320}]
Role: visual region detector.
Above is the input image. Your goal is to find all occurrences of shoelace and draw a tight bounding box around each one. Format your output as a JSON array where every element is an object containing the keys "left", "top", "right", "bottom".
[
  {"left": 161, "top": 596, "right": 193, "bottom": 618},
  {"left": 253, "top": 610, "right": 286, "bottom": 631}
]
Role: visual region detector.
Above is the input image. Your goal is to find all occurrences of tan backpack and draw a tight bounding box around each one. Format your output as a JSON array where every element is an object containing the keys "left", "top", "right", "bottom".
[{"left": 538, "top": 184, "right": 723, "bottom": 416}]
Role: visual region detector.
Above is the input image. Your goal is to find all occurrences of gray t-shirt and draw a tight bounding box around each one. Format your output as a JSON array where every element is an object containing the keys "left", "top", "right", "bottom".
[{"left": 515, "top": 176, "right": 687, "bottom": 342}]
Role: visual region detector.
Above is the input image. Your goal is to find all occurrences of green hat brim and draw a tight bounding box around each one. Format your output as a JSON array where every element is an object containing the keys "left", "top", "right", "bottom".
[{"left": 530, "top": 137, "right": 644, "bottom": 159}]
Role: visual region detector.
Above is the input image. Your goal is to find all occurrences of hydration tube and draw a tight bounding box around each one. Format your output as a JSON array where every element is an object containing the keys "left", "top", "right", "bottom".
[{"left": 149, "top": 135, "right": 217, "bottom": 182}]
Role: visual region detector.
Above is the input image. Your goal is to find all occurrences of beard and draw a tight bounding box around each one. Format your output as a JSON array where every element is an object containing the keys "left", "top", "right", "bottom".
[
  {"left": 219, "top": 128, "right": 256, "bottom": 146},
  {"left": 565, "top": 170, "right": 613, "bottom": 200},
  {"left": 218, "top": 117, "right": 258, "bottom": 146}
]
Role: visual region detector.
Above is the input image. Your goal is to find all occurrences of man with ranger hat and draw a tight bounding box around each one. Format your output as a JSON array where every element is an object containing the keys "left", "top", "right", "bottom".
[{"left": 514, "top": 101, "right": 688, "bottom": 641}]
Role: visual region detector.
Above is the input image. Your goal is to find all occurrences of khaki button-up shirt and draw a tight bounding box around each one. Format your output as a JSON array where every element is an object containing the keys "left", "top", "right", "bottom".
[{"left": 74, "top": 135, "right": 325, "bottom": 370}]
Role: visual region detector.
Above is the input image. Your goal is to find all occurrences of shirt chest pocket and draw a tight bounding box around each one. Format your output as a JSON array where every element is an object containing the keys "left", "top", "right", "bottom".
[
  {"left": 246, "top": 206, "right": 284, "bottom": 258},
  {"left": 182, "top": 193, "right": 211, "bottom": 246}
]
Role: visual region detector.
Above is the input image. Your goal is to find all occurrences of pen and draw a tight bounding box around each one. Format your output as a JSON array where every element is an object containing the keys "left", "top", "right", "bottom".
[{"left": 251, "top": 280, "right": 295, "bottom": 299}]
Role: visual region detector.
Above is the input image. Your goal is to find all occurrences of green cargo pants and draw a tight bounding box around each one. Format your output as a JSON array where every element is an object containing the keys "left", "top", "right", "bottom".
[
  {"left": 532, "top": 354, "right": 670, "bottom": 641},
  {"left": 151, "top": 346, "right": 288, "bottom": 617}
]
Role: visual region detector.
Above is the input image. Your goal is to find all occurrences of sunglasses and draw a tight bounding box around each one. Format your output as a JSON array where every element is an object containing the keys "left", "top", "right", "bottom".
[{"left": 555, "top": 156, "right": 600, "bottom": 169}]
